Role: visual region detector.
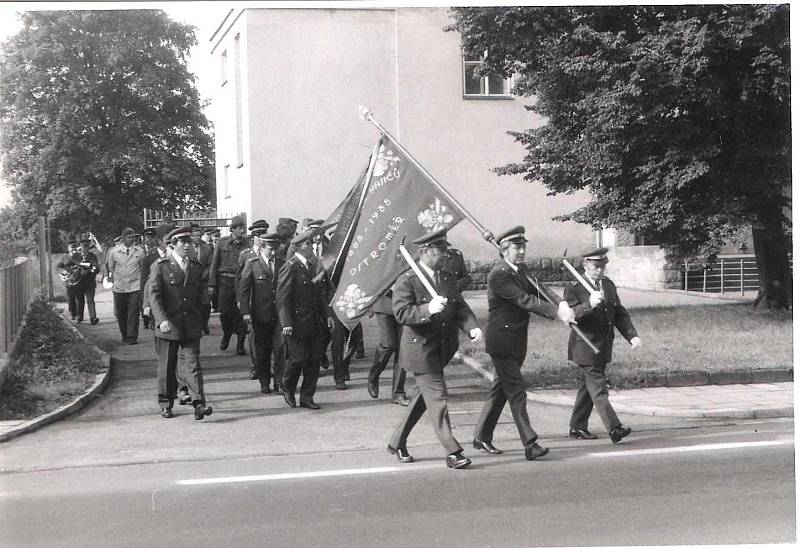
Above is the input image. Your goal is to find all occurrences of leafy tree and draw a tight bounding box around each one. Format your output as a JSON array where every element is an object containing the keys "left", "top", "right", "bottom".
[
  {"left": 448, "top": 5, "right": 790, "bottom": 307},
  {"left": 0, "top": 10, "right": 215, "bottom": 246}
]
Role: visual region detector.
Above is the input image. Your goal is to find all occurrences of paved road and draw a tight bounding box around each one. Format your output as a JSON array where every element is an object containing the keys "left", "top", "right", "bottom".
[
  {"left": 1, "top": 419, "right": 793, "bottom": 547},
  {"left": 0, "top": 288, "right": 792, "bottom": 546}
]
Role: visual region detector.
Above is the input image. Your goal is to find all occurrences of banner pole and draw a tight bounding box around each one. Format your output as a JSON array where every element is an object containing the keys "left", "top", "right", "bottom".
[{"left": 359, "top": 106, "right": 599, "bottom": 354}]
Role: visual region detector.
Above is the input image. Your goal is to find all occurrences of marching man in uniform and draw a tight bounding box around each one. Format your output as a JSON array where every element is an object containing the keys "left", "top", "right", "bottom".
[
  {"left": 387, "top": 228, "right": 482, "bottom": 469},
  {"left": 238, "top": 231, "right": 285, "bottom": 394},
  {"left": 563, "top": 247, "right": 641, "bottom": 443},
  {"left": 472, "top": 226, "right": 575, "bottom": 460},
  {"left": 277, "top": 226, "right": 332, "bottom": 410},
  {"left": 149, "top": 227, "right": 213, "bottom": 420}
]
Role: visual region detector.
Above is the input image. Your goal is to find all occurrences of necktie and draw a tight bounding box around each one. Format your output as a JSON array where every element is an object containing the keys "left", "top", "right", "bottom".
[
  {"left": 433, "top": 271, "right": 440, "bottom": 289},
  {"left": 179, "top": 258, "right": 186, "bottom": 273}
]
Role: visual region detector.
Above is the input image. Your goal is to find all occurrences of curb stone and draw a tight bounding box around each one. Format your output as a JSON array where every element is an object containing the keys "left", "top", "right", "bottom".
[
  {"left": 0, "top": 313, "right": 113, "bottom": 443},
  {"left": 460, "top": 354, "right": 793, "bottom": 419}
]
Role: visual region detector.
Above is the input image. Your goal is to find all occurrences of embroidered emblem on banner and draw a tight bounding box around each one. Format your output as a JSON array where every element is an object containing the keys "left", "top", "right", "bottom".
[
  {"left": 335, "top": 284, "right": 373, "bottom": 318},
  {"left": 417, "top": 197, "right": 455, "bottom": 232},
  {"left": 372, "top": 144, "right": 401, "bottom": 178}
]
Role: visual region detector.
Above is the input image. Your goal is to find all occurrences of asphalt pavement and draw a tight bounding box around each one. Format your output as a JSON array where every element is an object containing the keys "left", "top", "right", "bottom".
[{"left": 0, "top": 287, "right": 795, "bottom": 547}]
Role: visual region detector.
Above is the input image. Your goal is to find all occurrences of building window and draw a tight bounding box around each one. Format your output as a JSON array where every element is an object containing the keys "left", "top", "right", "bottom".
[
  {"left": 463, "top": 52, "right": 512, "bottom": 98},
  {"left": 233, "top": 34, "right": 244, "bottom": 168},
  {"left": 220, "top": 49, "right": 228, "bottom": 86}
]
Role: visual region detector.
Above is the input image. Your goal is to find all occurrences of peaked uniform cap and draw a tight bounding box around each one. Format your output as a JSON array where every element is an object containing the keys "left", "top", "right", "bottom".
[
  {"left": 142, "top": 228, "right": 156, "bottom": 237},
  {"left": 496, "top": 226, "right": 528, "bottom": 245},
  {"left": 580, "top": 246, "right": 610, "bottom": 263},
  {"left": 248, "top": 219, "right": 269, "bottom": 231},
  {"left": 258, "top": 231, "right": 282, "bottom": 244},
  {"left": 250, "top": 227, "right": 268, "bottom": 238},
  {"left": 413, "top": 228, "right": 449, "bottom": 249},
  {"left": 167, "top": 227, "right": 193, "bottom": 241}
]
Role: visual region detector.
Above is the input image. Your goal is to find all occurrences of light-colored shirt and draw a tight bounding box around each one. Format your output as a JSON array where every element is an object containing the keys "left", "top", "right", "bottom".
[
  {"left": 172, "top": 250, "right": 187, "bottom": 272},
  {"left": 107, "top": 244, "right": 144, "bottom": 293}
]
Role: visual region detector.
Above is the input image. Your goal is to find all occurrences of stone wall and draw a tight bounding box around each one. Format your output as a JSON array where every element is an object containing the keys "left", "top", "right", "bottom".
[
  {"left": 464, "top": 247, "right": 685, "bottom": 291},
  {"left": 605, "top": 245, "right": 683, "bottom": 290},
  {"left": 464, "top": 256, "right": 578, "bottom": 291}
]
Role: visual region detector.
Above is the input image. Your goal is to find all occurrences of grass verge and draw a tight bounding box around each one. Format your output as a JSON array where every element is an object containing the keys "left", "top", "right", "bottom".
[
  {"left": 462, "top": 303, "right": 792, "bottom": 389},
  {"left": 0, "top": 293, "right": 104, "bottom": 420}
]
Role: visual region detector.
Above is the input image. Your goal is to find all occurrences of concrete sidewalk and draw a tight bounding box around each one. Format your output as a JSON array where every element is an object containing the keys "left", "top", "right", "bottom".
[{"left": 0, "top": 285, "right": 792, "bottom": 444}]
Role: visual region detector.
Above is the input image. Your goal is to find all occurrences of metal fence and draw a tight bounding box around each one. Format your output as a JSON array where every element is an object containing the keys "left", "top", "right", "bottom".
[
  {"left": 0, "top": 257, "right": 40, "bottom": 354},
  {"left": 683, "top": 254, "right": 792, "bottom": 294}
]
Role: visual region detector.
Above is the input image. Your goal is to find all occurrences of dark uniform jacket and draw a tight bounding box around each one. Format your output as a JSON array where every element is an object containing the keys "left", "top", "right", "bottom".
[
  {"left": 140, "top": 249, "right": 162, "bottom": 293},
  {"left": 440, "top": 248, "right": 471, "bottom": 292},
  {"left": 485, "top": 261, "right": 558, "bottom": 359},
  {"left": 235, "top": 247, "right": 257, "bottom": 280},
  {"left": 188, "top": 241, "right": 213, "bottom": 284},
  {"left": 392, "top": 267, "right": 479, "bottom": 374},
  {"left": 564, "top": 277, "right": 638, "bottom": 366},
  {"left": 59, "top": 251, "right": 99, "bottom": 287},
  {"left": 149, "top": 255, "right": 208, "bottom": 341},
  {"left": 276, "top": 255, "right": 327, "bottom": 338},
  {"left": 237, "top": 255, "right": 284, "bottom": 325},
  {"left": 208, "top": 235, "right": 249, "bottom": 287}
]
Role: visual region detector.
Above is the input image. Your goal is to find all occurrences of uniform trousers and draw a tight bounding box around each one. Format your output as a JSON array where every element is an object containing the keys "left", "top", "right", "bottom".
[
  {"left": 113, "top": 290, "right": 141, "bottom": 341},
  {"left": 570, "top": 362, "right": 621, "bottom": 433},
  {"left": 216, "top": 276, "right": 245, "bottom": 337},
  {"left": 367, "top": 313, "right": 406, "bottom": 396},
  {"left": 66, "top": 285, "right": 78, "bottom": 318},
  {"left": 389, "top": 372, "right": 461, "bottom": 456},
  {"left": 473, "top": 355, "right": 537, "bottom": 447},
  {"left": 75, "top": 281, "right": 97, "bottom": 322},
  {"left": 330, "top": 318, "right": 362, "bottom": 384},
  {"left": 156, "top": 337, "right": 204, "bottom": 406},
  {"left": 282, "top": 333, "right": 326, "bottom": 403},
  {"left": 250, "top": 321, "right": 280, "bottom": 382}
]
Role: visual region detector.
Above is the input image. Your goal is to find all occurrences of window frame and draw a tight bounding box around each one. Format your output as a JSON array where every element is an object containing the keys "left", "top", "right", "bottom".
[{"left": 461, "top": 51, "right": 513, "bottom": 100}]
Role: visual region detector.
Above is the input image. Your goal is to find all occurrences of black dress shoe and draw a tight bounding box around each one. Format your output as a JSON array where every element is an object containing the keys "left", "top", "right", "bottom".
[
  {"left": 446, "top": 451, "right": 472, "bottom": 469},
  {"left": 193, "top": 403, "right": 213, "bottom": 420},
  {"left": 90, "top": 318, "right": 99, "bottom": 325},
  {"left": 391, "top": 394, "right": 411, "bottom": 407},
  {"left": 367, "top": 379, "right": 379, "bottom": 399},
  {"left": 345, "top": 372, "right": 351, "bottom": 381},
  {"left": 259, "top": 379, "right": 272, "bottom": 394},
  {"left": 473, "top": 439, "right": 503, "bottom": 454},
  {"left": 220, "top": 333, "right": 231, "bottom": 350},
  {"left": 569, "top": 427, "right": 598, "bottom": 440},
  {"left": 335, "top": 383, "right": 347, "bottom": 390},
  {"left": 236, "top": 335, "right": 247, "bottom": 356},
  {"left": 160, "top": 407, "right": 174, "bottom": 418},
  {"left": 127, "top": 339, "right": 137, "bottom": 345},
  {"left": 524, "top": 442, "right": 549, "bottom": 460},
  {"left": 274, "top": 384, "right": 284, "bottom": 395},
  {"left": 299, "top": 400, "right": 320, "bottom": 410},
  {"left": 610, "top": 425, "right": 632, "bottom": 443},
  {"left": 76, "top": 318, "right": 83, "bottom": 323},
  {"left": 387, "top": 444, "right": 414, "bottom": 463},
  {"left": 320, "top": 356, "right": 330, "bottom": 370},
  {"left": 283, "top": 391, "right": 296, "bottom": 408}
]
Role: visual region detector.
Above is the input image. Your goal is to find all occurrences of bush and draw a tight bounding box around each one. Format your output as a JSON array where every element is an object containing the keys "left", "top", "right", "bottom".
[{"left": 0, "top": 293, "right": 103, "bottom": 420}]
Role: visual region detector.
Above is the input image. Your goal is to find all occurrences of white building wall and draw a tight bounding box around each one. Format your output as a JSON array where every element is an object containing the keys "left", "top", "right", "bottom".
[{"left": 210, "top": 7, "right": 595, "bottom": 259}]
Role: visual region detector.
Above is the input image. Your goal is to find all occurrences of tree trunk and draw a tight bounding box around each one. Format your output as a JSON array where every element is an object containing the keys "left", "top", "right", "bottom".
[{"left": 752, "top": 208, "right": 792, "bottom": 310}]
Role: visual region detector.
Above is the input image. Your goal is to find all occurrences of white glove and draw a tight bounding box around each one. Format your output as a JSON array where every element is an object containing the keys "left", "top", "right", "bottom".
[
  {"left": 469, "top": 327, "right": 482, "bottom": 342},
  {"left": 143, "top": 307, "right": 151, "bottom": 316},
  {"left": 589, "top": 291, "right": 604, "bottom": 308},
  {"left": 159, "top": 321, "right": 171, "bottom": 334},
  {"left": 242, "top": 314, "right": 251, "bottom": 324},
  {"left": 630, "top": 336, "right": 642, "bottom": 350},
  {"left": 427, "top": 295, "right": 447, "bottom": 315},
  {"left": 556, "top": 301, "right": 575, "bottom": 324}
]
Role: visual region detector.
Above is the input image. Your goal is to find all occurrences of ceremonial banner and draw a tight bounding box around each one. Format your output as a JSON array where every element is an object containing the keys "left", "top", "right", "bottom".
[{"left": 328, "top": 135, "right": 464, "bottom": 330}]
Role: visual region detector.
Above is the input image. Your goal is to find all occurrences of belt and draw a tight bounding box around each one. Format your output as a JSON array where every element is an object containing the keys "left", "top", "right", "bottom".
[{"left": 218, "top": 272, "right": 236, "bottom": 278}]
